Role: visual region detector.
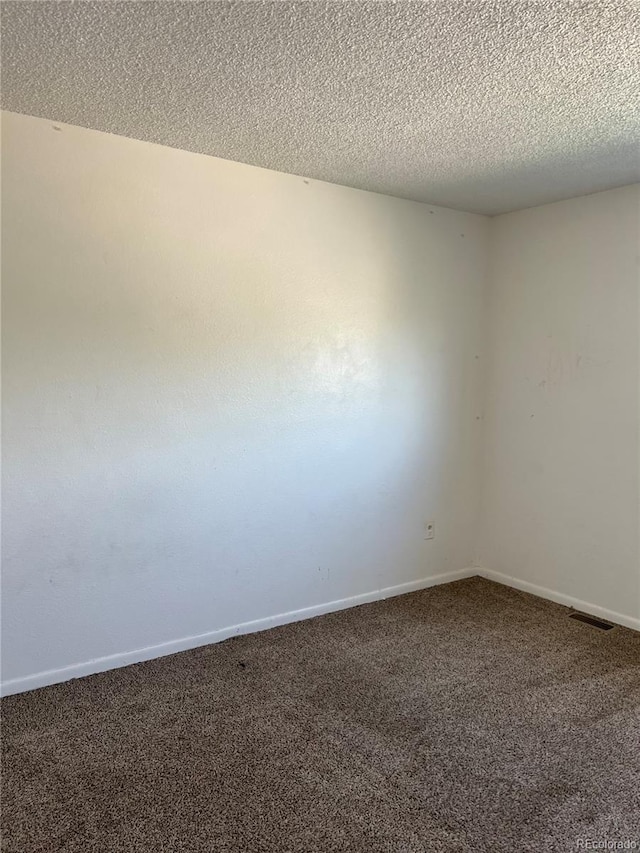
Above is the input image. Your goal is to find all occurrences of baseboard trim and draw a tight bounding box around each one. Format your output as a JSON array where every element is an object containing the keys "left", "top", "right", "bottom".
[
  {"left": 476, "top": 567, "right": 640, "bottom": 632},
  {"left": 0, "top": 567, "right": 476, "bottom": 697}
]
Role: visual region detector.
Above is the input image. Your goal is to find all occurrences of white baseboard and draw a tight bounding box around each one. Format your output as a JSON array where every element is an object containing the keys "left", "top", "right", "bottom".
[
  {"left": 0, "top": 567, "right": 476, "bottom": 697},
  {"left": 476, "top": 567, "right": 640, "bottom": 632}
]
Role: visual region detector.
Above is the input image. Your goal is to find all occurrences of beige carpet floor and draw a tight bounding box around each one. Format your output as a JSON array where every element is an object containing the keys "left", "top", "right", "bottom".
[{"left": 2, "top": 576, "right": 640, "bottom": 852}]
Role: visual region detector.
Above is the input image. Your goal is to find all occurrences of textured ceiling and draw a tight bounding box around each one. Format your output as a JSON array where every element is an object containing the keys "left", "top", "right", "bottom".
[{"left": 1, "top": 1, "right": 639, "bottom": 215}]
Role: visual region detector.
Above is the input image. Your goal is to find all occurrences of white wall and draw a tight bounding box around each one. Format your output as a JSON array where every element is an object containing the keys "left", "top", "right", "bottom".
[
  {"left": 1, "top": 111, "right": 488, "bottom": 692},
  {"left": 479, "top": 185, "right": 640, "bottom": 627}
]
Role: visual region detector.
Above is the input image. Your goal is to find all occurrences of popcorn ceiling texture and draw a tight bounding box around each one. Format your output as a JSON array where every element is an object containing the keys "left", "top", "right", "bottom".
[{"left": 1, "top": 0, "right": 639, "bottom": 215}]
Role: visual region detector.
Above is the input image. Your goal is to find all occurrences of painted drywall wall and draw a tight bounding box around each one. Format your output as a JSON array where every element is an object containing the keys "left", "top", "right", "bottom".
[
  {"left": 1, "top": 111, "right": 488, "bottom": 692},
  {"left": 479, "top": 185, "right": 640, "bottom": 627}
]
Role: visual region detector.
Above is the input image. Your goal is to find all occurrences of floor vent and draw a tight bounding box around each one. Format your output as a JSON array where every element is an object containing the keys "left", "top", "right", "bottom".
[{"left": 569, "top": 612, "right": 614, "bottom": 630}]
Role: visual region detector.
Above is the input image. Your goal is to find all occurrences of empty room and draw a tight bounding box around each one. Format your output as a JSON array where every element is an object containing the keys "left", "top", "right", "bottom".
[{"left": 1, "top": 2, "right": 639, "bottom": 851}]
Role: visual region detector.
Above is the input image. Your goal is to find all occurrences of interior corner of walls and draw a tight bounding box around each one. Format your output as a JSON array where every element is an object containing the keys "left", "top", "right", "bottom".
[{"left": 477, "top": 185, "right": 640, "bottom": 632}]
